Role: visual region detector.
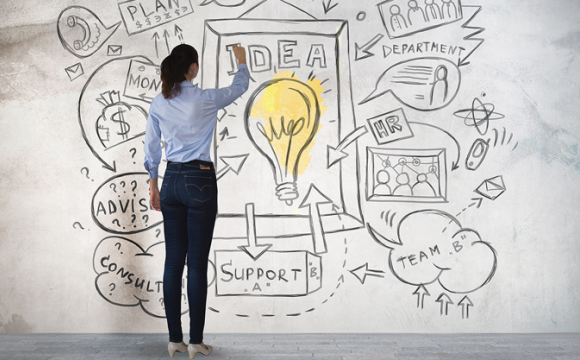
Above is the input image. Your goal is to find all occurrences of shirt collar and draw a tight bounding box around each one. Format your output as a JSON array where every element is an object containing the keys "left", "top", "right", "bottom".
[{"left": 180, "top": 80, "right": 195, "bottom": 88}]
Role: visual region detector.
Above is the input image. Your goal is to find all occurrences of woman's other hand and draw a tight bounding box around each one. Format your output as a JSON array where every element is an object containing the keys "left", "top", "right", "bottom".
[
  {"left": 149, "top": 178, "right": 161, "bottom": 211},
  {"left": 232, "top": 44, "right": 246, "bottom": 65}
]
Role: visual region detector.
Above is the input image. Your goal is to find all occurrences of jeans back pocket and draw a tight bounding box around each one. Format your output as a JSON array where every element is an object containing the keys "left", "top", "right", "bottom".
[{"left": 184, "top": 175, "right": 212, "bottom": 202}]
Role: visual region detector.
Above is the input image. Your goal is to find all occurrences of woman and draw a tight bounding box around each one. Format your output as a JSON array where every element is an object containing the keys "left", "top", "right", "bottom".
[{"left": 143, "top": 43, "right": 249, "bottom": 358}]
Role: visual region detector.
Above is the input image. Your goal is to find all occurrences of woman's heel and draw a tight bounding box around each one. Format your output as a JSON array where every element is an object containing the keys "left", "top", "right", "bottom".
[
  {"left": 188, "top": 343, "right": 213, "bottom": 359},
  {"left": 168, "top": 342, "right": 188, "bottom": 357}
]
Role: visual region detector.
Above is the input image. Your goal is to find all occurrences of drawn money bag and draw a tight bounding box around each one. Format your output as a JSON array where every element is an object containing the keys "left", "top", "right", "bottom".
[{"left": 95, "top": 90, "right": 147, "bottom": 149}]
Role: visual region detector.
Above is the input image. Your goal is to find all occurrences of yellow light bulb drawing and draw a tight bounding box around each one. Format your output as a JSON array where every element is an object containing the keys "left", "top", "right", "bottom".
[{"left": 244, "top": 71, "right": 327, "bottom": 206}]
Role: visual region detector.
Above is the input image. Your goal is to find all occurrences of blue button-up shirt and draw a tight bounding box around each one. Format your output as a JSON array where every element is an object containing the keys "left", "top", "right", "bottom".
[{"left": 143, "top": 64, "right": 250, "bottom": 178}]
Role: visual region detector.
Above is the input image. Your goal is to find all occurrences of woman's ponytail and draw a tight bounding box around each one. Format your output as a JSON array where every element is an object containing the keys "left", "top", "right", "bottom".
[{"left": 160, "top": 44, "right": 199, "bottom": 99}]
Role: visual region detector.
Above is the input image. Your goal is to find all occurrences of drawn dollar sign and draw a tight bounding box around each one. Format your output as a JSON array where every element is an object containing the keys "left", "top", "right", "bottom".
[{"left": 111, "top": 106, "right": 131, "bottom": 140}]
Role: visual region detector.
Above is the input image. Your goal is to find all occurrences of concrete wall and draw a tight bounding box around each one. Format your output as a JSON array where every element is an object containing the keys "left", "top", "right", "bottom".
[{"left": 0, "top": 0, "right": 579, "bottom": 333}]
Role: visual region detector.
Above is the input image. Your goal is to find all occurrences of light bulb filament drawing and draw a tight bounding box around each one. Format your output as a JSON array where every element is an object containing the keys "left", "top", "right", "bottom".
[{"left": 245, "top": 73, "right": 326, "bottom": 206}]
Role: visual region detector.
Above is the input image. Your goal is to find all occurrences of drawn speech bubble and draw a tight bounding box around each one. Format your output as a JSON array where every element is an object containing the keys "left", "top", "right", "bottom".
[
  {"left": 360, "top": 57, "right": 461, "bottom": 111},
  {"left": 91, "top": 172, "right": 163, "bottom": 234},
  {"left": 368, "top": 209, "right": 497, "bottom": 294}
]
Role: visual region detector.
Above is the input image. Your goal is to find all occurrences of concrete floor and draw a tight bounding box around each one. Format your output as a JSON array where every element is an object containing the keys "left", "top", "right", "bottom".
[{"left": 0, "top": 333, "right": 578, "bottom": 360}]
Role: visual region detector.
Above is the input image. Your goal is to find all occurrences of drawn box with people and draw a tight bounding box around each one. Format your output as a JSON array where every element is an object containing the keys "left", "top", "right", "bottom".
[
  {"left": 366, "top": 147, "right": 447, "bottom": 203},
  {"left": 378, "top": 0, "right": 463, "bottom": 39}
]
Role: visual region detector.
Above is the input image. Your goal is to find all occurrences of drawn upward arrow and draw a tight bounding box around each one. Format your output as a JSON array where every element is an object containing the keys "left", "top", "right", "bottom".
[
  {"left": 436, "top": 293, "right": 454, "bottom": 315},
  {"left": 322, "top": 0, "right": 338, "bottom": 14},
  {"left": 163, "top": 29, "right": 171, "bottom": 55},
  {"left": 219, "top": 127, "right": 229, "bottom": 141},
  {"left": 355, "top": 34, "right": 384, "bottom": 61},
  {"left": 238, "top": 203, "right": 272, "bottom": 261},
  {"left": 174, "top": 24, "right": 184, "bottom": 44},
  {"left": 327, "top": 125, "right": 368, "bottom": 168},
  {"left": 152, "top": 32, "right": 160, "bottom": 58},
  {"left": 299, "top": 184, "right": 333, "bottom": 254},
  {"left": 413, "top": 285, "right": 430, "bottom": 309},
  {"left": 409, "top": 122, "right": 461, "bottom": 171},
  {"left": 216, "top": 154, "right": 249, "bottom": 180},
  {"left": 349, "top": 263, "right": 385, "bottom": 284},
  {"left": 458, "top": 296, "right": 474, "bottom": 319}
]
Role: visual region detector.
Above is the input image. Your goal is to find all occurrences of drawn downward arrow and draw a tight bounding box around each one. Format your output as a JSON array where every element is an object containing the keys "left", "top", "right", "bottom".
[
  {"left": 299, "top": 184, "right": 333, "bottom": 254},
  {"left": 355, "top": 34, "right": 384, "bottom": 61},
  {"left": 436, "top": 293, "right": 454, "bottom": 315},
  {"left": 238, "top": 203, "right": 272, "bottom": 261},
  {"left": 409, "top": 122, "right": 461, "bottom": 171},
  {"left": 458, "top": 296, "right": 474, "bottom": 319},
  {"left": 216, "top": 154, "right": 249, "bottom": 180},
  {"left": 413, "top": 285, "right": 430, "bottom": 309},
  {"left": 322, "top": 0, "right": 338, "bottom": 14},
  {"left": 327, "top": 125, "right": 368, "bottom": 168}
]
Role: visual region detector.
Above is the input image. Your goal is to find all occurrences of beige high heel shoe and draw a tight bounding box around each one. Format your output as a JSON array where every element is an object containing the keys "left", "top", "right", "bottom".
[
  {"left": 188, "top": 343, "right": 213, "bottom": 359},
  {"left": 168, "top": 341, "right": 188, "bottom": 357}
]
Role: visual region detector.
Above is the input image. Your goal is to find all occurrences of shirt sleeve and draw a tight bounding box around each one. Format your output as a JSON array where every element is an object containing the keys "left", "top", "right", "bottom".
[
  {"left": 212, "top": 63, "right": 250, "bottom": 110},
  {"left": 143, "top": 107, "right": 162, "bottom": 179}
]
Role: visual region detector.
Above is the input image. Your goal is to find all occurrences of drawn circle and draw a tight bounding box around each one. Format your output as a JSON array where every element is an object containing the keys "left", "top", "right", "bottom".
[
  {"left": 67, "top": 16, "right": 76, "bottom": 27},
  {"left": 377, "top": 170, "right": 390, "bottom": 184},
  {"left": 398, "top": 158, "right": 407, "bottom": 166},
  {"left": 382, "top": 159, "right": 391, "bottom": 168},
  {"left": 429, "top": 165, "right": 437, "bottom": 174},
  {"left": 356, "top": 11, "right": 366, "bottom": 21},
  {"left": 453, "top": 97, "right": 505, "bottom": 136},
  {"left": 412, "top": 158, "right": 421, "bottom": 166}
]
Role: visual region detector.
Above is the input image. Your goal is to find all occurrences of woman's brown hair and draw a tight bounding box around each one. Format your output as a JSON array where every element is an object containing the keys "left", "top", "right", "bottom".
[{"left": 160, "top": 44, "right": 198, "bottom": 99}]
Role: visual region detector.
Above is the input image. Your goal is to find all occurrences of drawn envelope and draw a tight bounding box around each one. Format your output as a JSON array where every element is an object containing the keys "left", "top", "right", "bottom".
[
  {"left": 475, "top": 175, "right": 506, "bottom": 200},
  {"left": 64, "top": 62, "right": 84, "bottom": 81},
  {"left": 107, "top": 45, "right": 122, "bottom": 56}
]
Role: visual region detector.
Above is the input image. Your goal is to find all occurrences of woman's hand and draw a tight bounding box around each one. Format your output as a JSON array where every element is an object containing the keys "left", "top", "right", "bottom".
[
  {"left": 149, "top": 178, "right": 161, "bottom": 211},
  {"left": 232, "top": 44, "right": 246, "bottom": 65}
]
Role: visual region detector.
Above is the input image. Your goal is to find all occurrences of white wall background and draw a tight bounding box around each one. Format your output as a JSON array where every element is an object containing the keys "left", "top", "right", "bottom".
[{"left": 0, "top": 0, "right": 579, "bottom": 334}]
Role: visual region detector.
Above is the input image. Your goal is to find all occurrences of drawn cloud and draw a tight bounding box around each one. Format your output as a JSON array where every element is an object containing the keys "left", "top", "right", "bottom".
[{"left": 368, "top": 210, "right": 497, "bottom": 294}]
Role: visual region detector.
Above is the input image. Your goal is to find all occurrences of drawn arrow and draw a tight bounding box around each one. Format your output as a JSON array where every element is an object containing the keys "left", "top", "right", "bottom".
[
  {"left": 174, "top": 25, "right": 184, "bottom": 44},
  {"left": 355, "top": 34, "right": 384, "bottom": 61},
  {"left": 322, "top": 0, "right": 338, "bottom": 14},
  {"left": 413, "top": 285, "right": 430, "bottom": 309},
  {"left": 327, "top": 125, "right": 368, "bottom": 168},
  {"left": 216, "top": 154, "right": 249, "bottom": 180},
  {"left": 383, "top": 45, "right": 392, "bottom": 58},
  {"left": 299, "top": 184, "right": 333, "bottom": 254},
  {"left": 238, "top": 203, "right": 272, "bottom": 261},
  {"left": 349, "top": 263, "right": 385, "bottom": 284},
  {"left": 219, "top": 127, "right": 229, "bottom": 141},
  {"left": 152, "top": 32, "right": 160, "bottom": 58},
  {"left": 458, "top": 296, "right": 474, "bottom": 319},
  {"left": 138, "top": 93, "right": 154, "bottom": 101},
  {"left": 458, "top": 6, "right": 484, "bottom": 67},
  {"left": 471, "top": 197, "right": 483, "bottom": 208},
  {"left": 163, "top": 29, "right": 170, "bottom": 55},
  {"left": 436, "top": 293, "right": 454, "bottom": 315},
  {"left": 409, "top": 122, "right": 461, "bottom": 171}
]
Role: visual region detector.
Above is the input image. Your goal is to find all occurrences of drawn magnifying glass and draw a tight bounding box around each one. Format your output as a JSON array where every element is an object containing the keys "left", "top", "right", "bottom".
[{"left": 67, "top": 15, "right": 91, "bottom": 51}]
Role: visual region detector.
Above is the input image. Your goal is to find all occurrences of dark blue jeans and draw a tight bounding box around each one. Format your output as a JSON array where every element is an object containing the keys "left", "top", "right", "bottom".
[{"left": 160, "top": 162, "right": 217, "bottom": 344}]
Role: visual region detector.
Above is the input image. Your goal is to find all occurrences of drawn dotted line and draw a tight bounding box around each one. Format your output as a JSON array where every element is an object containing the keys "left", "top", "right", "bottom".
[
  {"left": 208, "top": 212, "right": 348, "bottom": 318},
  {"left": 441, "top": 202, "right": 477, "bottom": 233}
]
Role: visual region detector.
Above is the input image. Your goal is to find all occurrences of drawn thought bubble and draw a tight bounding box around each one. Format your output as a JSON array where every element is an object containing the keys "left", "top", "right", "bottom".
[
  {"left": 91, "top": 172, "right": 163, "bottom": 234},
  {"left": 368, "top": 210, "right": 497, "bottom": 294},
  {"left": 93, "top": 237, "right": 216, "bottom": 317},
  {"left": 360, "top": 57, "right": 460, "bottom": 111}
]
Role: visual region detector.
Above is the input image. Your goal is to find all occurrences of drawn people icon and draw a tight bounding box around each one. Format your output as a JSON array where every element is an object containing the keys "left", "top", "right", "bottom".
[
  {"left": 393, "top": 173, "right": 413, "bottom": 196},
  {"left": 424, "top": 0, "right": 441, "bottom": 22},
  {"left": 441, "top": 0, "right": 458, "bottom": 19},
  {"left": 407, "top": 0, "right": 427, "bottom": 26},
  {"left": 374, "top": 170, "right": 392, "bottom": 196},
  {"left": 412, "top": 173, "right": 436, "bottom": 196},
  {"left": 430, "top": 65, "right": 449, "bottom": 106},
  {"left": 390, "top": 5, "right": 408, "bottom": 32}
]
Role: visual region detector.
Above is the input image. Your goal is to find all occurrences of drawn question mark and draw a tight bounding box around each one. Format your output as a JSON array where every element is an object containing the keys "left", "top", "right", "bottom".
[
  {"left": 72, "top": 222, "right": 84, "bottom": 230},
  {"left": 80, "top": 167, "right": 93, "bottom": 181},
  {"left": 109, "top": 283, "right": 115, "bottom": 295},
  {"left": 115, "top": 242, "right": 123, "bottom": 254},
  {"left": 120, "top": 181, "right": 126, "bottom": 188},
  {"left": 129, "top": 148, "right": 137, "bottom": 164},
  {"left": 131, "top": 214, "right": 137, "bottom": 227},
  {"left": 131, "top": 180, "right": 138, "bottom": 192},
  {"left": 112, "top": 219, "right": 121, "bottom": 227},
  {"left": 110, "top": 183, "right": 117, "bottom": 193},
  {"left": 142, "top": 214, "right": 149, "bottom": 225},
  {"left": 159, "top": 298, "right": 164, "bottom": 309},
  {"left": 155, "top": 229, "right": 161, "bottom": 238}
]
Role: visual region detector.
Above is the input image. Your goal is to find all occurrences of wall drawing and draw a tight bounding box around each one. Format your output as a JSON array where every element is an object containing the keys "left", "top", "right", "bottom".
[{"left": 61, "top": 0, "right": 514, "bottom": 321}]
